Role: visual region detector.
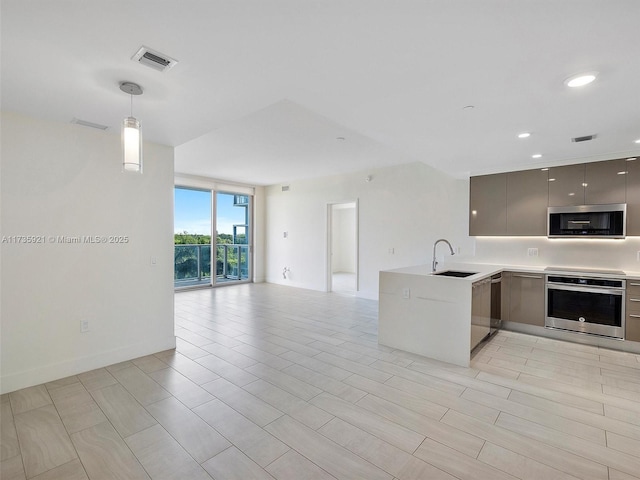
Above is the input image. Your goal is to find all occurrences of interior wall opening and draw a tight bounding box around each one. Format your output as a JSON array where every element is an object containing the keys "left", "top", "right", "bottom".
[{"left": 329, "top": 201, "right": 358, "bottom": 294}]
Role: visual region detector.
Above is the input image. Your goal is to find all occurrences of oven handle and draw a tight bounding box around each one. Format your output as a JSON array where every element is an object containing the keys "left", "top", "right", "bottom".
[{"left": 546, "top": 284, "right": 624, "bottom": 295}]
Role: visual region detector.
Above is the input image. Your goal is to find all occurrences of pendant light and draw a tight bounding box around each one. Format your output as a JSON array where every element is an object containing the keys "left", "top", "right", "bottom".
[{"left": 119, "top": 81, "right": 143, "bottom": 173}]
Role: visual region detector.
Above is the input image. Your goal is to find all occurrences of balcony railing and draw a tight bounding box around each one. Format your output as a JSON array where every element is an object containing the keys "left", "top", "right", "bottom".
[{"left": 174, "top": 244, "right": 249, "bottom": 287}]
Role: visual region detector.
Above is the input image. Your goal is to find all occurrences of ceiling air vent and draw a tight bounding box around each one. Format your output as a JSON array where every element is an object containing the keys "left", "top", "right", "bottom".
[
  {"left": 131, "top": 46, "right": 178, "bottom": 72},
  {"left": 282, "top": 185, "right": 290, "bottom": 192},
  {"left": 71, "top": 118, "right": 109, "bottom": 130},
  {"left": 572, "top": 134, "right": 597, "bottom": 143}
]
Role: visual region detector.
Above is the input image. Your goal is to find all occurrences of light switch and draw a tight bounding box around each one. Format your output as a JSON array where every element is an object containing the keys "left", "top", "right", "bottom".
[{"left": 402, "top": 288, "right": 410, "bottom": 299}]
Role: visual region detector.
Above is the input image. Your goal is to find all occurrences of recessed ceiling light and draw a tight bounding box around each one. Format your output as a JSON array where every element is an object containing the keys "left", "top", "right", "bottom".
[
  {"left": 635, "top": 139, "right": 640, "bottom": 144},
  {"left": 565, "top": 72, "right": 598, "bottom": 88},
  {"left": 532, "top": 154, "right": 542, "bottom": 159},
  {"left": 518, "top": 132, "right": 531, "bottom": 139}
]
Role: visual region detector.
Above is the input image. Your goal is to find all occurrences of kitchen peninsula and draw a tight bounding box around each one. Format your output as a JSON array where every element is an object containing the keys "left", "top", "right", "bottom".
[
  {"left": 379, "top": 262, "right": 640, "bottom": 367},
  {"left": 378, "top": 263, "right": 502, "bottom": 367}
]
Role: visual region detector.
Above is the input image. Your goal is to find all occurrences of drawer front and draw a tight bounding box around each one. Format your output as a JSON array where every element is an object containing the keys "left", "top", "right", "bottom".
[
  {"left": 627, "top": 314, "right": 640, "bottom": 342},
  {"left": 627, "top": 297, "right": 640, "bottom": 314},
  {"left": 626, "top": 280, "right": 640, "bottom": 296},
  {"left": 626, "top": 281, "right": 640, "bottom": 314}
]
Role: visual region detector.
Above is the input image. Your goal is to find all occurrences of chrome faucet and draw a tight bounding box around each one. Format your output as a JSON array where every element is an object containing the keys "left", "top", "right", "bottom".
[{"left": 432, "top": 238, "right": 455, "bottom": 272}]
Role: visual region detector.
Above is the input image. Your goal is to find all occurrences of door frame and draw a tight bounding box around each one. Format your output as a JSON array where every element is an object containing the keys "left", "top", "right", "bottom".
[{"left": 326, "top": 200, "right": 359, "bottom": 293}]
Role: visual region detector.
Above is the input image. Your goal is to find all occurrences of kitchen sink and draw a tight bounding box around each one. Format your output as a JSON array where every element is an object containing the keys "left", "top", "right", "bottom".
[{"left": 433, "top": 270, "right": 478, "bottom": 278}]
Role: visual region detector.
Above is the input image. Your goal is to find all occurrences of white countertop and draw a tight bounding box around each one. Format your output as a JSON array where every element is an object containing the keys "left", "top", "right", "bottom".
[{"left": 383, "top": 261, "right": 640, "bottom": 281}]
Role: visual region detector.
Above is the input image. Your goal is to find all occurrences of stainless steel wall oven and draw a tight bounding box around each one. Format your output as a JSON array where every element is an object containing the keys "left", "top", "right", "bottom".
[{"left": 545, "top": 274, "right": 625, "bottom": 339}]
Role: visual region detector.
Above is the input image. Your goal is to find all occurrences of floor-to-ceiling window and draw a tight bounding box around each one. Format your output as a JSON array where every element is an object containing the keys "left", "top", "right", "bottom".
[
  {"left": 174, "top": 187, "right": 212, "bottom": 288},
  {"left": 215, "top": 192, "right": 251, "bottom": 284},
  {"left": 174, "top": 186, "right": 252, "bottom": 289}
]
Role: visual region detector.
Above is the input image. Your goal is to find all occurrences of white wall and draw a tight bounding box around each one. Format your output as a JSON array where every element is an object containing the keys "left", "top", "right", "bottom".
[
  {"left": 0, "top": 112, "right": 176, "bottom": 394},
  {"left": 462, "top": 236, "right": 640, "bottom": 273},
  {"left": 265, "top": 162, "right": 471, "bottom": 299},
  {"left": 331, "top": 205, "right": 356, "bottom": 273}
]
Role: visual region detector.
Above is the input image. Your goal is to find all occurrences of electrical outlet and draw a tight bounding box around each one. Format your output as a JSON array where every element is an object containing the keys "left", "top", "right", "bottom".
[
  {"left": 402, "top": 288, "right": 410, "bottom": 299},
  {"left": 527, "top": 248, "right": 539, "bottom": 257},
  {"left": 455, "top": 246, "right": 461, "bottom": 254},
  {"left": 283, "top": 232, "right": 288, "bottom": 238},
  {"left": 80, "top": 320, "right": 90, "bottom": 333},
  {"left": 388, "top": 248, "right": 395, "bottom": 254},
  {"left": 150, "top": 257, "right": 157, "bottom": 266}
]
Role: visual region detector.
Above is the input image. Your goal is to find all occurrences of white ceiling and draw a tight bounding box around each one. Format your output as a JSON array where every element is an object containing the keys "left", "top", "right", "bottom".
[{"left": 2, "top": 1, "right": 639, "bottom": 185}]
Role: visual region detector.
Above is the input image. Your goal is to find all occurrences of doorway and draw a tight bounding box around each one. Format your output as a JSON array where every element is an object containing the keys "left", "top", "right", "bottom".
[{"left": 328, "top": 201, "right": 358, "bottom": 294}]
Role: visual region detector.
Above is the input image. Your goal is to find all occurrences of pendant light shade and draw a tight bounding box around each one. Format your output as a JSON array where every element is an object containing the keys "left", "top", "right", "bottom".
[
  {"left": 119, "top": 82, "right": 143, "bottom": 173},
  {"left": 122, "top": 116, "right": 142, "bottom": 172}
]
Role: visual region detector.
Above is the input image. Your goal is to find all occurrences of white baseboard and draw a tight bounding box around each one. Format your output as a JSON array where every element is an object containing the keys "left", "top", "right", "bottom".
[{"left": 0, "top": 335, "right": 176, "bottom": 394}]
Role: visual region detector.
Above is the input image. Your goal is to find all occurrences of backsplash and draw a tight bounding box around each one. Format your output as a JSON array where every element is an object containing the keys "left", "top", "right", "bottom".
[{"left": 458, "top": 236, "right": 640, "bottom": 272}]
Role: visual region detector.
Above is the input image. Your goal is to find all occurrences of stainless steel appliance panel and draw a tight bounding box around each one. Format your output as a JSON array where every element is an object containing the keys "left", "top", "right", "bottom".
[
  {"left": 548, "top": 204, "right": 626, "bottom": 238},
  {"left": 545, "top": 274, "right": 625, "bottom": 339}
]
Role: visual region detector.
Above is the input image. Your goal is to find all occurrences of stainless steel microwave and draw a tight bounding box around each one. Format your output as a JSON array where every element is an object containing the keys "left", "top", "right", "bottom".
[{"left": 548, "top": 204, "right": 626, "bottom": 238}]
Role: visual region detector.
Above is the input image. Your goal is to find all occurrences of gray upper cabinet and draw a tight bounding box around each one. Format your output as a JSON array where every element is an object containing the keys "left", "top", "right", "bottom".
[
  {"left": 548, "top": 164, "right": 586, "bottom": 206},
  {"left": 548, "top": 159, "right": 627, "bottom": 206},
  {"left": 470, "top": 156, "right": 638, "bottom": 236},
  {"left": 506, "top": 169, "right": 549, "bottom": 236},
  {"left": 469, "top": 174, "right": 507, "bottom": 236},
  {"left": 627, "top": 158, "right": 640, "bottom": 235},
  {"left": 584, "top": 159, "right": 627, "bottom": 205}
]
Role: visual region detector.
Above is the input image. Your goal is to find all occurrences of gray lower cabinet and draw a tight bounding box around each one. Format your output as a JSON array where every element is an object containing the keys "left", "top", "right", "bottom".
[
  {"left": 507, "top": 272, "right": 545, "bottom": 327},
  {"left": 501, "top": 271, "right": 511, "bottom": 320},
  {"left": 627, "top": 158, "right": 640, "bottom": 236},
  {"left": 469, "top": 174, "right": 507, "bottom": 236},
  {"left": 471, "top": 278, "right": 491, "bottom": 350},
  {"left": 506, "top": 168, "right": 549, "bottom": 236},
  {"left": 626, "top": 281, "right": 640, "bottom": 342}
]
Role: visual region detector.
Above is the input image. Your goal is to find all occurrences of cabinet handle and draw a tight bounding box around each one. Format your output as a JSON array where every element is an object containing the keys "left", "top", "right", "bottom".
[
  {"left": 629, "top": 298, "right": 640, "bottom": 302},
  {"left": 630, "top": 314, "right": 640, "bottom": 318},
  {"left": 629, "top": 282, "right": 640, "bottom": 286},
  {"left": 513, "top": 274, "right": 543, "bottom": 279}
]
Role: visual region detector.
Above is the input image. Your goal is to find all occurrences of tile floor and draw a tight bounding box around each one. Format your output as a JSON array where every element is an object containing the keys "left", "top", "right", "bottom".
[{"left": 1, "top": 283, "right": 640, "bottom": 479}]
